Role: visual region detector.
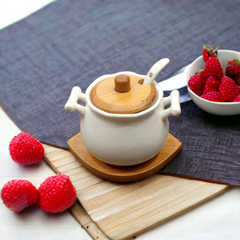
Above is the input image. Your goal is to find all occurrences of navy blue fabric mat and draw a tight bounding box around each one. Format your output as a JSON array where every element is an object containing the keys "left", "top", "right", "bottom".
[
  {"left": 160, "top": 101, "right": 240, "bottom": 186},
  {"left": 0, "top": 0, "right": 240, "bottom": 185}
]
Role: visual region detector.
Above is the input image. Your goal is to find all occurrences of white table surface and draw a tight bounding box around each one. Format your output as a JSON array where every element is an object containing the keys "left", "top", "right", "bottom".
[{"left": 1, "top": 1, "right": 240, "bottom": 239}]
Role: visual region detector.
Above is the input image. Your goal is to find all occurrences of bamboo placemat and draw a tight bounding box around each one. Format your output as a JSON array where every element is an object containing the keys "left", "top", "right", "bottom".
[{"left": 43, "top": 143, "right": 228, "bottom": 240}]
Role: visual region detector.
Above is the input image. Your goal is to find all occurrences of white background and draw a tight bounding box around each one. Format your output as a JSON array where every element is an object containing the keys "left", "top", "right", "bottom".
[{"left": 1, "top": 1, "right": 240, "bottom": 239}]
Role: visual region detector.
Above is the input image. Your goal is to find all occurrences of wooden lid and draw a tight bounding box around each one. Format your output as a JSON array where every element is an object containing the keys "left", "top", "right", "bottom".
[{"left": 90, "top": 74, "right": 157, "bottom": 114}]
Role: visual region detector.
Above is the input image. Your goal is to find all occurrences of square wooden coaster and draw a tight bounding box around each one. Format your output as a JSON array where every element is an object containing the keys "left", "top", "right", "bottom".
[{"left": 67, "top": 133, "right": 182, "bottom": 182}]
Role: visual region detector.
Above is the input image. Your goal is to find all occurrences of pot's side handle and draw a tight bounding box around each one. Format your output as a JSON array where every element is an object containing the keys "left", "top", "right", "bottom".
[
  {"left": 161, "top": 90, "right": 181, "bottom": 122},
  {"left": 65, "top": 86, "right": 86, "bottom": 117}
]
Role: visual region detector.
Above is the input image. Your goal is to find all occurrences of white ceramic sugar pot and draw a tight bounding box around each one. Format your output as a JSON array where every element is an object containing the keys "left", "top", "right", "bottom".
[{"left": 65, "top": 59, "right": 181, "bottom": 166}]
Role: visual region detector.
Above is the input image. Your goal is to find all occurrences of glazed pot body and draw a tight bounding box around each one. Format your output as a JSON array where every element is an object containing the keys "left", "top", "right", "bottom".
[
  {"left": 65, "top": 71, "right": 180, "bottom": 166},
  {"left": 80, "top": 99, "right": 169, "bottom": 166}
]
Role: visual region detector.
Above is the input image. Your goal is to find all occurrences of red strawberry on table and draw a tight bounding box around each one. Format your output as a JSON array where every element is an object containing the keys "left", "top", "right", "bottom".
[
  {"left": 38, "top": 175, "right": 77, "bottom": 213},
  {"left": 9, "top": 132, "right": 44, "bottom": 166},
  {"left": 204, "top": 57, "right": 223, "bottom": 80},
  {"left": 1, "top": 180, "right": 39, "bottom": 212},
  {"left": 219, "top": 76, "right": 239, "bottom": 102}
]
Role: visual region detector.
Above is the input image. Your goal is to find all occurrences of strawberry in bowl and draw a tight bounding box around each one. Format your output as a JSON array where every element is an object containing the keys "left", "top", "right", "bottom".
[{"left": 187, "top": 45, "right": 240, "bottom": 115}]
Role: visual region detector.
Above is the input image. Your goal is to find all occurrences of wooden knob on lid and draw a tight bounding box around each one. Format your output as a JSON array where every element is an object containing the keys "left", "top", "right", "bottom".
[{"left": 114, "top": 75, "right": 131, "bottom": 93}]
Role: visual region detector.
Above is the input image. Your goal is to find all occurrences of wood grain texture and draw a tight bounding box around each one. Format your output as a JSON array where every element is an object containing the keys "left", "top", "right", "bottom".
[
  {"left": 67, "top": 133, "right": 182, "bottom": 182},
  {"left": 90, "top": 75, "right": 156, "bottom": 114},
  {"left": 114, "top": 75, "right": 131, "bottom": 93},
  {"left": 43, "top": 142, "right": 229, "bottom": 240}
]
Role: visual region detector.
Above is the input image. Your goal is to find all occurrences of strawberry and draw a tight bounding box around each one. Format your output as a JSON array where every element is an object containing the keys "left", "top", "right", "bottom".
[
  {"left": 1, "top": 180, "right": 38, "bottom": 212},
  {"left": 202, "top": 44, "right": 219, "bottom": 63},
  {"left": 9, "top": 132, "right": 44, "bottom": 166},
  {"left": 202, "top": 86, "right": 216, "bottom": 95},
  {"left": 236, "top": 74, "right": 240, "bottom": 86},
  {"left": 202, "top": 49, "right": 210, "bottom": 63},
  {"left": 228, "top": 59, "right": 240, "bottom": 74},
  {"left": 226, "top": 59, "right": 240, "bottom": 85},
  {"left": 188, "top": 75, "right": 205, "bottom": 96},
  {"left": 226, "top": 65, "right": 236, "bottom": 80},
  {"left": 204, "top": 57, "right": 223, "bottom": 80},
  {"left": 38, "top": 175, "right": 76, "bottom": 213},
  {"left": 195, "top": 69, "right": 208, "bottom": 83},
  {"left": 202, "top": 76, "right": 220, "bottom": 94},
  {"left": 201, "top": 91, "right": 220, "bottom": 102},
  {"left": 234, "top": 95, "right": 240, "bottom": 102},
  {"left": 219, "top": 76, "right": 239, "bottom": 102},
  {"left": 237, "top": 85, "right": 240, "bottom": 93}
]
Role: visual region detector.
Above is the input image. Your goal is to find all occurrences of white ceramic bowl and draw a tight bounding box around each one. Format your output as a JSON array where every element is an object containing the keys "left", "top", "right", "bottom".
[{"left": 187, "top": 50, "right": 240, "bottom": 115}]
